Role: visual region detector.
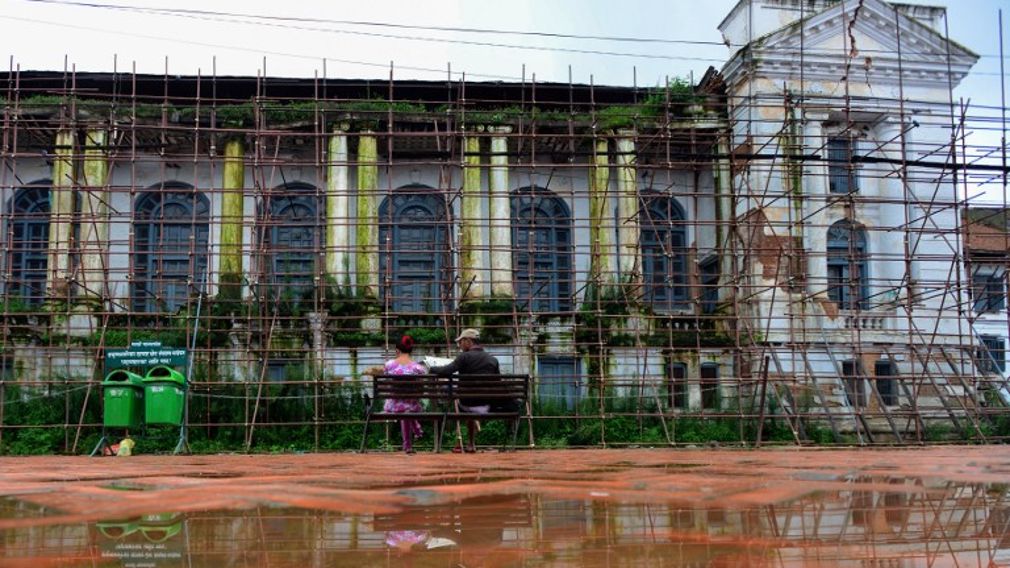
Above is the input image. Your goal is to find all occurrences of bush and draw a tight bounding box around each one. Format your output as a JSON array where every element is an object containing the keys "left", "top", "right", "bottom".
[
  {"left": 0, "top": 384, "right": 101, "bottom": 455},
  {"left": 0, "top": 376, "right": 993, "bottom": 453}
]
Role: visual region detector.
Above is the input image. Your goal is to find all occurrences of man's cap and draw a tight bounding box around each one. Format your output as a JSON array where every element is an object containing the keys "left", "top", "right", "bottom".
[{"left": 454, "top": 328, "right": 480, "bottom": 342}]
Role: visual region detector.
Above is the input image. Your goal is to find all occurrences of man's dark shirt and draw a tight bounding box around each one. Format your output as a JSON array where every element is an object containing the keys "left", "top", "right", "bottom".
[{"left": 430, "top": 346, "right": 500, "bottom": 407}]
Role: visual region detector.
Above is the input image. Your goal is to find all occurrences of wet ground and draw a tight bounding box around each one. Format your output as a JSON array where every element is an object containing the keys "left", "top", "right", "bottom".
[{"left": 0, "top": 446, "right": 1008, "bottom": 566}]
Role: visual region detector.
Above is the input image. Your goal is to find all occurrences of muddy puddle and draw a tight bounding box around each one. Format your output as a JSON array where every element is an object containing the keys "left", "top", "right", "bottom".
[{"left": 2, "top": 477, "right": 1008, "bottom": 567}]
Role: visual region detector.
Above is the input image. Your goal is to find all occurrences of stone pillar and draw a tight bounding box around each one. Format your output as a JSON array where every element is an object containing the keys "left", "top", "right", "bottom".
[
  {"left": 803, "top": 113, "right": 830, "bottom": 298},
  {"left": 219, "top": 137, "right": 245, "bottom": 301},
  {"left": 46, "top": 129, "right": 75, "bottom": 300},
  {"left": 714, "top": 134, "right": 733, "bottom": 301},
  {"left": 307, "top": 311, "right": 328, "bottom": 376},
  {"left": 589, "top": 137, "right": 615, "bottom": 297},
  {"left": 460, "top": 128, "right": 486, "bottom": 300},
  {"left": 325, "top": 124, "right": 351, "bottom": 290},
  {"left": 79, "top": 129, "right": 110, "bottom": 302},
  {"left": 355, "top": 131, "right": 379, "bottom": 299},
  {"left": 877, "top": 118, "right": 908, "bottom": 305},
  {"left": 614, "top": 131, "right": 641, "bottom": 287},
  {"left": 488, "top": 126, "right": 513, "bottom": 298}
]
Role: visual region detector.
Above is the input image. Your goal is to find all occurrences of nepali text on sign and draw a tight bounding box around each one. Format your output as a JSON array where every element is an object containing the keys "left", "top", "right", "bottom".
[{"left": 105, "top": 348, "right": 187, "bottom": 371}]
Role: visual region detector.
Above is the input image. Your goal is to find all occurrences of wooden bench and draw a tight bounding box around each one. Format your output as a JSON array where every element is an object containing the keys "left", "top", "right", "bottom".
[
  {"left": 441, "top": 374, "right": 529, "bottom": 451},
  {"left": 361, "top": 373, "right": 529, "bottom": 452},
  {"left": 360, "top": 374, "right": 451, "bottom": 452}
]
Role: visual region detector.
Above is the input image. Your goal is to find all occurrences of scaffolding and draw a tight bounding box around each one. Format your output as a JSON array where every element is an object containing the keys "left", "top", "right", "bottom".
[{"left": 0, "top": 1, "right": 1008, "bottom": 452}]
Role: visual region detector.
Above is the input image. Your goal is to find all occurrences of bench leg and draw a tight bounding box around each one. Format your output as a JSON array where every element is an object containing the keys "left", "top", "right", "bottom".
[
  {"left": 433, "top": 419, "right": 442, "bottom": 453},
  {"left": 359, "top": 415, "right": 372, "bottom": 453},
  {"left": 439, "top": 418, "right": 450, "bottom": 452},
  {"left": 510, "top": 418, "right": 520, "bottom": 451}
]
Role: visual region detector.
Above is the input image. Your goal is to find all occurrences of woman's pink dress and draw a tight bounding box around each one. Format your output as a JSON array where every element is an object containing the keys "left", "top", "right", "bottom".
[{"left": 382, "top": 359, "right": 425, "bottom": 441}]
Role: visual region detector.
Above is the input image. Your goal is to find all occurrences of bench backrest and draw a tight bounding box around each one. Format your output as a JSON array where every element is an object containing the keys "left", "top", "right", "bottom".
[
  {"left": 372, "top": 374, "right": 451, "bottom": 401},
  {"left": 371, "top": 374, "right": 529, "bottom": 402},
  {"left": 450, "top": 374, "right": 528, "bottom": 400}
]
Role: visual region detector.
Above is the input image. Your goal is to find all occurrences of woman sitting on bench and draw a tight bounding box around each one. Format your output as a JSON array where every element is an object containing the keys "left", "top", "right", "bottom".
[{"left": 382, "top": 335, "right": 427, "bottom": 454}]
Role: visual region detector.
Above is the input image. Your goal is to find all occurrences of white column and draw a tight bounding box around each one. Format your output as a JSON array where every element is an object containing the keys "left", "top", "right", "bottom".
[
  {"left": 615, "top": 131, "right": 640, "bottom": 286},
  {"left": 355, "top": 131, "right": 379, "bottom": 299},
  {"left": 460, "top": 127, "right": 487, "bottom": 300},
  {"left": 46, "top": 129, "right": 75, "bottom": 300},
  {"left": 488, "top": 126, "right": 513, "bottom": 297},
  {"left": 589, "top": 137, "right": 616, "bottom": 295},
  {"left": 79, "top": 129, "right": 110, "bottom": 302},
  {"left": 219, "top": 137, "right": 245, "bottom": 302},
  {"left": 877, "top": 118, "right": 909, "bottom": 306},
  {"left": 325, "top": 124, "right": 351, "bottom": 290},
  {"left": 714, "top": 134, "right": 732, "bottom": 302},
  {"left": 803, "top": 113, "right": 829, "bottom": 298}
]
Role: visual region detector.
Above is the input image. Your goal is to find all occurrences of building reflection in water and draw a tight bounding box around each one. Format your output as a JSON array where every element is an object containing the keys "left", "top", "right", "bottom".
[{"left": 1, "top": 478, "right": 1008, "bottom": 566}]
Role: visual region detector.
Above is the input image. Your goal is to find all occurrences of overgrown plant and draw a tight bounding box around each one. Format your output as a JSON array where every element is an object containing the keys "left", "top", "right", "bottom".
[
  {"left": 459, "top": 297, "right": 515, "bottom": 343},
  {"left": 14, "top": 80, "right": 705, "bottom": 133}
]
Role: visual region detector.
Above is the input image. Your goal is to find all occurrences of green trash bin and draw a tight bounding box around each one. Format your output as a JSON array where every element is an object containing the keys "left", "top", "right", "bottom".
[
  {"left": 143, "top": 366, "right": 187, "bottom": 426},
  {"left": 102, "top": 370, "right": 145, "bottom": 429}
]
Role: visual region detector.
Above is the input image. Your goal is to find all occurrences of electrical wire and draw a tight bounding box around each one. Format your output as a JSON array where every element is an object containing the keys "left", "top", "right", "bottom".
[{"left": 14, "top": 0, "right": 1010, "bottom": 61}]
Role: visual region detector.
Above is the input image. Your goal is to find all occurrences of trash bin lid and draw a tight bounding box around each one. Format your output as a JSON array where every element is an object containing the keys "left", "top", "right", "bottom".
[
  {"left": 142, "top": 365, "right": 186, "bottom": 386},
  {"left": 102, "top": 369, "right": 145, "bottom": 387},
  {"left": 140, "top": 521, "right": 183, "bottom": 543},
  {"left": 96, "top": 520, "right": 141, "bottom": 539}
]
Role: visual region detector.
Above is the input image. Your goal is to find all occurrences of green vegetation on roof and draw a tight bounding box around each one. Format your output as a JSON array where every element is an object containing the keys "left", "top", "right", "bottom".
[{"left": 9, "top": 77, "right": 712, "bottom": 130}]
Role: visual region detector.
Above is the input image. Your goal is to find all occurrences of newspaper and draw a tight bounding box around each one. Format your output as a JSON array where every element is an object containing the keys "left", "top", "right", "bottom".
[{"left": 420, "top": 355, "right": 454, "bottom": 369}]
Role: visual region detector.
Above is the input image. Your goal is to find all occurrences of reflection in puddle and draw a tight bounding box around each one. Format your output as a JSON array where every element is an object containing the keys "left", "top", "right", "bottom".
[
  {"left": 96, "top": 513, "right": 185, "bottom": 564},
  {"left": 0, "top": 497, "right": 54, "bottom": 520},
  {"left": 1, "top": 479, "right": 1009, "bottom": 566},
  {"left": 101, "top": 482, "right": 152, "bottom": 492}
]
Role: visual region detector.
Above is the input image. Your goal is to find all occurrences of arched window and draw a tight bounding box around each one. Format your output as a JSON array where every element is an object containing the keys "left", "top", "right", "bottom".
[
  {"left": 379, "top": 185, "right": 450, "bottom": 313},
  {"left": 511, "top": 187, "right": 573, "bottom": 313},
  {"left": 265, "top": 182, "right": 321, "bottom": 301},
  {"left": 133, "top": 182, "right": 210, "bottom": 313},
  {"left": 640, "top": 193, "right": 688, "bottom": 312},
  {"left": 827, "top": 220, "right": 868, "bottom": 310},
  {"left": 6, "top": 181, "right": 51, "bottom": 305}
]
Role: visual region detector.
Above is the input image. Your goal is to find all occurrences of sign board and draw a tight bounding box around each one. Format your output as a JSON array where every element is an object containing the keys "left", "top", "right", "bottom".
[{"left": 105, "top": 340, "right": 187, "bottom": 372}]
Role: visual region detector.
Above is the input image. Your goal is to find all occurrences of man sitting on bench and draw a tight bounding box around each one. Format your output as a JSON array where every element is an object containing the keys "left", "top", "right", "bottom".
[{"left": 429, "top": 328, "right": 499, "bottom": 453}]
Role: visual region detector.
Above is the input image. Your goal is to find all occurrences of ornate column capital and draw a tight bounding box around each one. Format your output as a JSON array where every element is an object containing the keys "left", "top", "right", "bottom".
[
  {"left": 803, "top": 110, "right": 830, "bottom": 124},
  {"left": 875, "top": 116, "right": 911, "bottom": 139}
]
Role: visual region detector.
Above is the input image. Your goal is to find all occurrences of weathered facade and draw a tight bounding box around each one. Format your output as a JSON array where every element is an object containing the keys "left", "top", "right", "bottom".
[
  {"left": 0, "top": 0, "right": 1005, "bottom": 442},
  {"left": 718, "top": 0, "right": 998, "bottom": 440},
  {"left": 964, "top": 207, "right": 1010, "bottom": 404}
]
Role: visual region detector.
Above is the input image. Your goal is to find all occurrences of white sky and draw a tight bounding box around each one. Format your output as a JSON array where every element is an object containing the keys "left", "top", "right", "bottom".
[{"left": 1, "top": 0, "right": 1008, "bottom": 202}]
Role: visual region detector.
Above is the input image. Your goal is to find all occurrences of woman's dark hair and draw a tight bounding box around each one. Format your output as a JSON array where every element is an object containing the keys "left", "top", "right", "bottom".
[{"left": 396, "top": 335, "right": 414, "bottom": 354}]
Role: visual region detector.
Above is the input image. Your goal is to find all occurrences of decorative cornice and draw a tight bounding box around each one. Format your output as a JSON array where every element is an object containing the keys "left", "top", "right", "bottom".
[
  {"left": 722, "top": 0, "right": 978, "bottom": 93},
  {"left": 726, "top": 50, "right": 974, "bottom": 89}
]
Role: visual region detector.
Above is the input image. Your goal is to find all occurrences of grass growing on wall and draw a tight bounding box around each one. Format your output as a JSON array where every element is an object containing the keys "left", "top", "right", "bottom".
[{"left": 13, "top": 76, "right": 708, "bottom": 132}]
